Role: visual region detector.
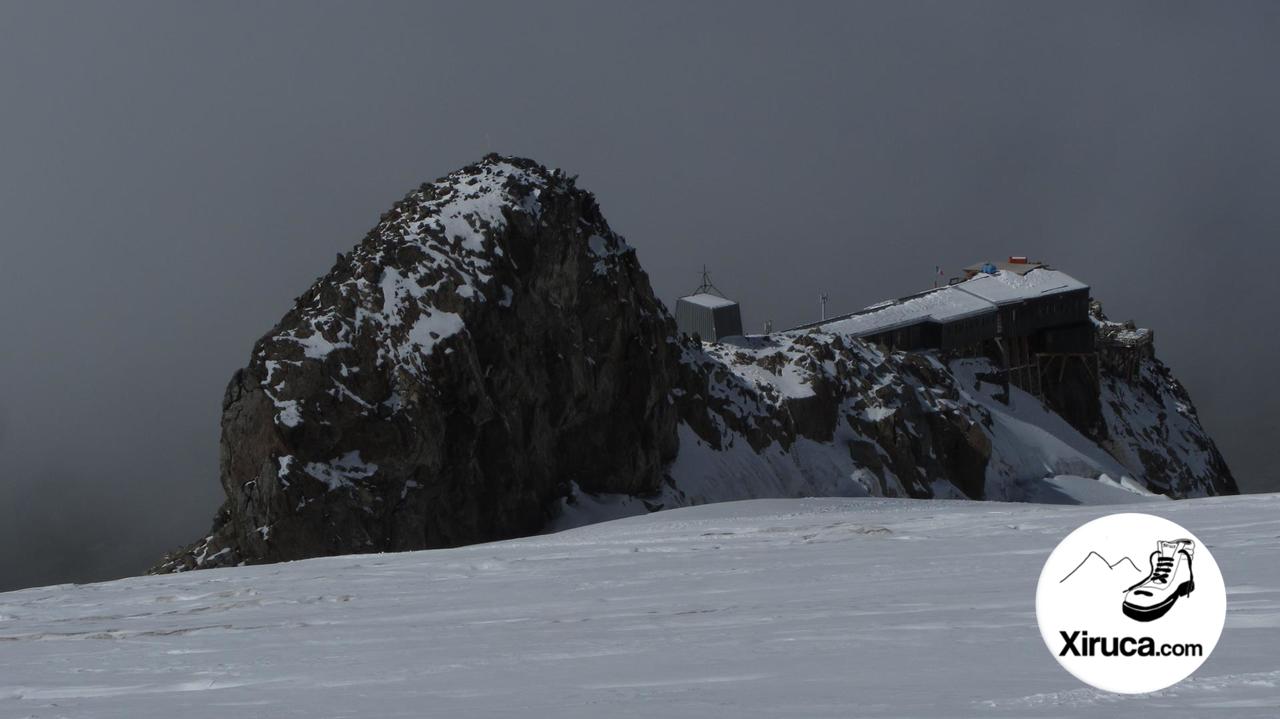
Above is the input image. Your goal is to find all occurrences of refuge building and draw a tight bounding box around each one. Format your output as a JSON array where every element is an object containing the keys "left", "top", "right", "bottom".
[
  {"left": 674, "top": 268, "right": 743, "bottom": 342},
  {"left": 786, "top": 258, "right": 1095, "bottom": 399}
]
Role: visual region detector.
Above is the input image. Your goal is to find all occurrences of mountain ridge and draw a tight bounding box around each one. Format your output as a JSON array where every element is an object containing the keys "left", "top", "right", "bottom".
[{"left": 153, "top": 155, "right": 1236, "bottom": 573}]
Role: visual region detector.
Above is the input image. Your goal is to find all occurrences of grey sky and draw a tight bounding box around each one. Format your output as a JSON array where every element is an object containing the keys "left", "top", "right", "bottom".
[{"left": 2, "top": 1, "right": 1277, "bottom": 592}]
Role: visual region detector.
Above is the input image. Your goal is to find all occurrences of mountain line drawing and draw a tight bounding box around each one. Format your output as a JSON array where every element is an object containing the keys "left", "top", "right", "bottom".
[{"left": 1059, "top": 551, "right": 1143, "bottom": 584}]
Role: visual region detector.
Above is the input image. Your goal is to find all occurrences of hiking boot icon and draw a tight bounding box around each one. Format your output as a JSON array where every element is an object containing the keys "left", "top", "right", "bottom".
[{"left": 1122, "top": 539, "right": 1195, "bottom": 622}]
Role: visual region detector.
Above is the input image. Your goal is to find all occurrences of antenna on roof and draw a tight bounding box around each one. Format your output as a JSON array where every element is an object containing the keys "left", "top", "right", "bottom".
[{"left": 693, "top": 264, "right": 726, "bottom": 297}]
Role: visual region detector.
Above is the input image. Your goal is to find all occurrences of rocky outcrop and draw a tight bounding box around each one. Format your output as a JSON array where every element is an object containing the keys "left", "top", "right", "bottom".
[
  {"left": 156, "top": 156, "right": 678, "bottom": 572},
  {"left": 631, "top": 314, "right": 1235, "bottom": 518},
  {"left": 155, "top": 155, "right": 1235, "bottom": 573},
  {"left": 662, "top": 333, "right": 994, "bottom": 503},
  {"left": 1090, "top": 310, "right": 1235, "bottom": 497}
]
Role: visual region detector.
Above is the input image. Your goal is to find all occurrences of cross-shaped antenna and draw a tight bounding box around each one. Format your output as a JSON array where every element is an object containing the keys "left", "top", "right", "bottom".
[{"left": 693, "top": 265, "right": 725, "bottom": 296}]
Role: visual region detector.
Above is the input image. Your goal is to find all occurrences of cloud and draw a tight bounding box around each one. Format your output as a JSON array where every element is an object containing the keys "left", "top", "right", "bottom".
[{"left": 0, "top": 1, "right": 1275, "bottom": 590}]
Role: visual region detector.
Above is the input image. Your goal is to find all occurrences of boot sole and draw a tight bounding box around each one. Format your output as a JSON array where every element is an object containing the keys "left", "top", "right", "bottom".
[{"left": 1122, "top": 580, "right": 1195, "bottom": 623}]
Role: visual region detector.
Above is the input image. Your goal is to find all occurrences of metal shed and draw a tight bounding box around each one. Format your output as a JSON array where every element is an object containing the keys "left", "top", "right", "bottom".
[{"left": 676, "top": 293, "right": 744, "bottom": 341}]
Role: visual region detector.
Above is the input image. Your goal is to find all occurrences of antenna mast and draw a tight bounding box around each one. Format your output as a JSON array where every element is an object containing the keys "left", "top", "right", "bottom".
[
  {"left": 693, "top": 265, "right": 726, "bottom": 297},
  {"left": 820, "top": 293, "right": 829, "bottom": 321}
]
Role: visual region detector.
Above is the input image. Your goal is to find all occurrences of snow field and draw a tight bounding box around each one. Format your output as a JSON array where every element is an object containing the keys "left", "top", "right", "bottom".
[{"left": 1, "top": 494, "right": 1277, "bottom": 717}]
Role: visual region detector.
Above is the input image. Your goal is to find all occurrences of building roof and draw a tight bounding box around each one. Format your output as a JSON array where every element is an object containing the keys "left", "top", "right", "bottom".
[
  {"left": 785, "top": 266, "right": 1088, "bottom": 338},
  {"left": 952, "top": 268, "right": 1088, "bottom": 305},
  {"left": 679, "top": 293, "right": 738, "bottom": 309},
  {"left": 794, "top": 285, "right": 993, "bottom": 338}
]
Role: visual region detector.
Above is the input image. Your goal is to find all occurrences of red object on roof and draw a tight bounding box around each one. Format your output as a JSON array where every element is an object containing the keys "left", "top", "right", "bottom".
[{"left": 1008, "top": 256, "right": 1028, "bottom": 264}]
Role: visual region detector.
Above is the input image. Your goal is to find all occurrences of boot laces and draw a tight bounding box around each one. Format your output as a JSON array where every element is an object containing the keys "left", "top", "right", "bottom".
[{"left": 1149, "top": 556, "right": 1174, "bottom": 584}]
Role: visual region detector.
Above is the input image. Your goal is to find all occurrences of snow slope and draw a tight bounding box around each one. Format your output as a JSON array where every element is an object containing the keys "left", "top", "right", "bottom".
[{"left": 3, "top": 494, "right": 1277, "bottom": 718}]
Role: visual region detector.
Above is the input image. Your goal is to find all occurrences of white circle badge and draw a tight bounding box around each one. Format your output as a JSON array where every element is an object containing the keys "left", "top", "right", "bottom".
[{"left": 1035, "top": 513, "right": 1226, "bottom": 694}]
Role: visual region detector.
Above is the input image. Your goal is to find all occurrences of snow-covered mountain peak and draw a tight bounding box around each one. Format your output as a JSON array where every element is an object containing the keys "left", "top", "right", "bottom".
[
  {"left": 158, "top": 155, "right": 678, "bottom": 573},
  {"left": 155, "top": 156, "right": 1235, "bottom": 575}
]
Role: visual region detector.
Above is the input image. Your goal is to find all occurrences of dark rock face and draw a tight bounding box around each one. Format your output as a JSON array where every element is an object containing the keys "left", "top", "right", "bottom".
[
  {"left": 1089, "top": 310, "right": 1237, "bottom": 497},
  {"left": 1097, "top": 356, "right": 1237, "bottom": 497},
  {"left": 1034, "top": 304, "right": 1237, "bottom": 497},
  {"left": 1039, "top": 358, "right": 1106, "bottom": 444},
  {"left": 156, "top": 156, "right": 678, "bottom": 572},
  {"left": 156, "top": 155, "right": 1235, "bottom": 573}
]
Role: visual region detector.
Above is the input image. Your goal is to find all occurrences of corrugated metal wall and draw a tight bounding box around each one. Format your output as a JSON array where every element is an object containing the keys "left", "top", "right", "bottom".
[
  {"left": 676, "top": 298, "right": 743, "bottom": 341},
  {"left": 711, "top": 305, "right": 743, "bottom": 338}
]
